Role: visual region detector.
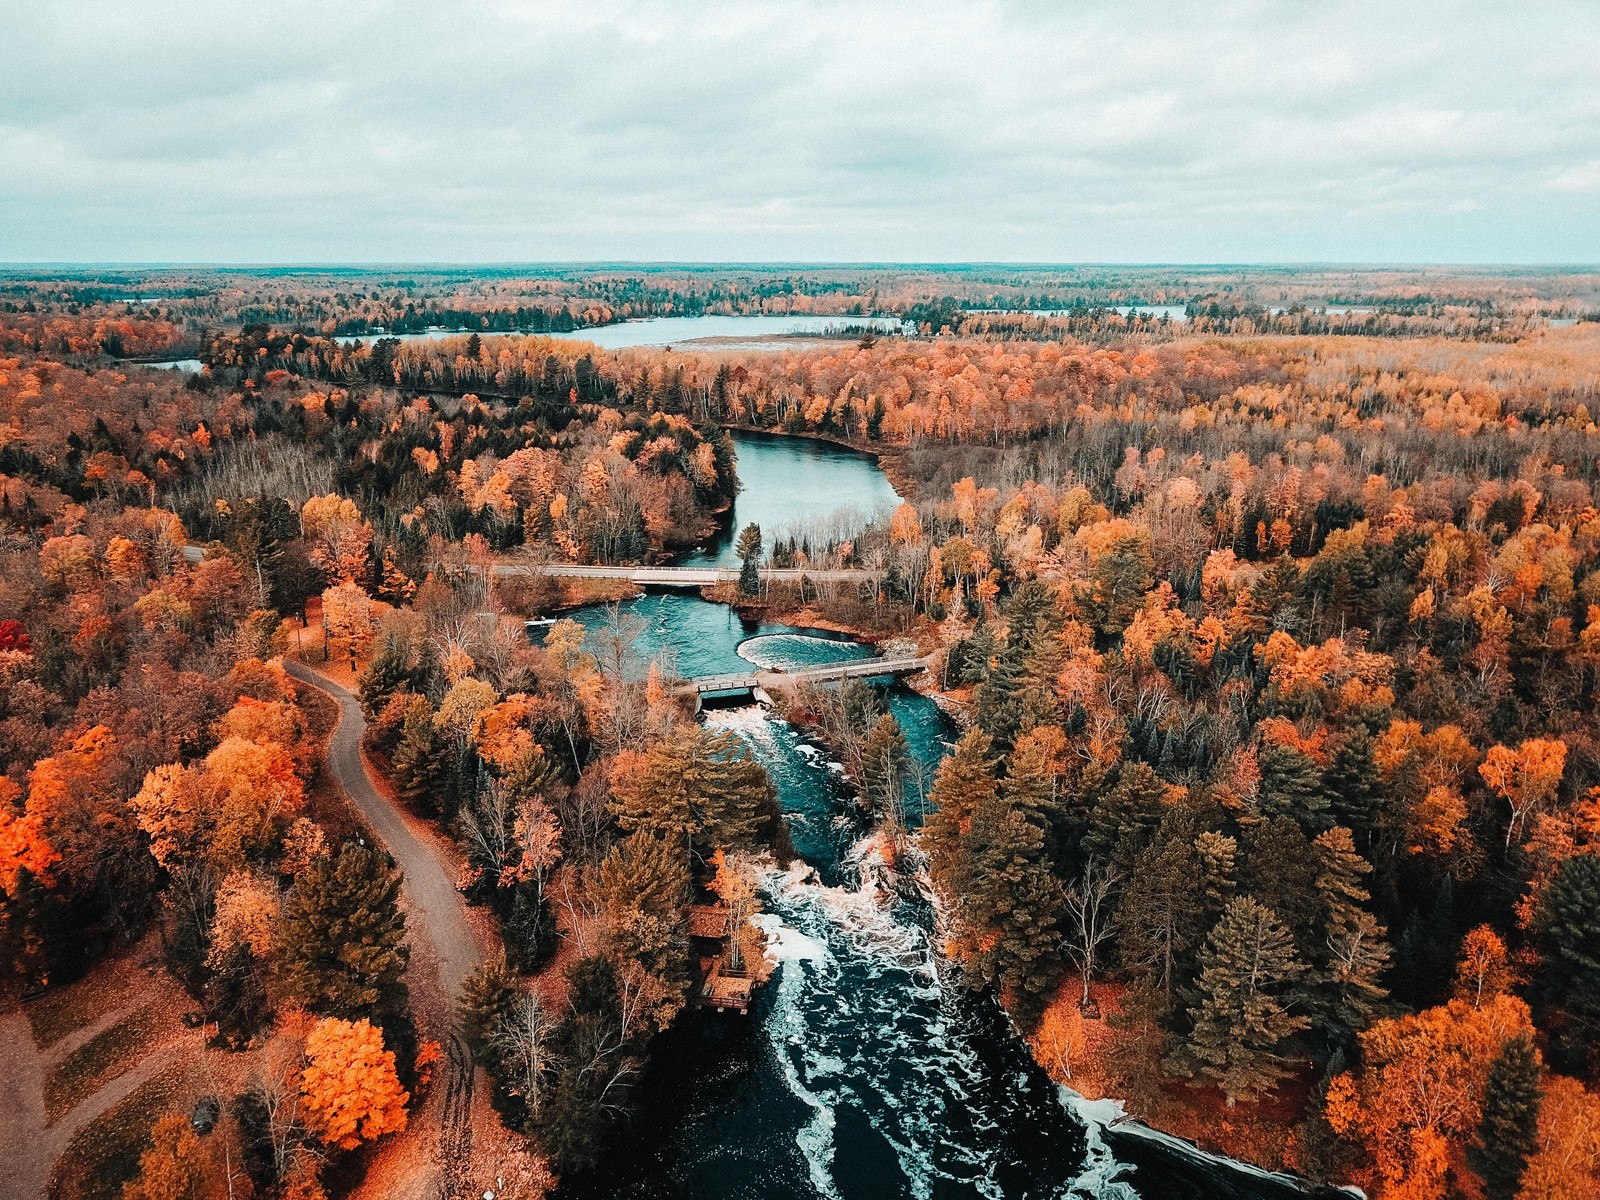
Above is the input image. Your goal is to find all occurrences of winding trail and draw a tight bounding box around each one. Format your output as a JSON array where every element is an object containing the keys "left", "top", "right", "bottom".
[
  {"left": 286, "top": 660, "right": 481, "bottom": 999},
  {"left": 0, "top": 664, "right": 487, "bottom": 1200},
  {"left": 284, "top": 660, "right": 482, "bottom": 1199}
]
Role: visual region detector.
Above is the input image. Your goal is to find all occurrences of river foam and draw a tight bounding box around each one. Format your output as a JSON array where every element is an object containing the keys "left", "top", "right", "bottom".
[
  {"left": 736, "top": 632, "right": 874, "bottom": 672},
  {"left": 1056, "top": 1090, "right": 1142, "bottom": 1199}
]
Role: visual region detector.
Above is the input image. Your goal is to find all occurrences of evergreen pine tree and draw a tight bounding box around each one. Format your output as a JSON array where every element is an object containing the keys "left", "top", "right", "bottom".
[
  {"left": 277, "top": 842, "right": 410, "bottom": 1025},
  {"left": 866, "top": 395, "right": 886, "bottom": 439},
  {"left": 1016, "top": 623, "right": 1066, "bottom": 731},
  {"left": 610, "top": 725, "right": 787, "bottom": 867},
  {"left": 1171, "top": 896, "right": 1310, "bottom": 1105},
  {"left": 594, "top": 833, "right": 690, "bottom": 1021},
  {"left": 9, "top": 865, "right": 72, "bottom": 989},
  {"left": 921, "top": 730, "right": 998, "bottom": 896},
  {"left": 1082, "top": 535, "right": 1154, "bottom": 635},
  {"left": 359, "top": 633, "right": 412, "bottom": 720},
  {"left": 1323, "top": 727, "right": 1383, "bottom": 844},
  {"left": 1469, "top": 1033, "right": 1542, "bottom": 1200},
  {"left": 390, "top": 697, "right": 452, "bottom": 816},
  {"left": 1538, "top": 852, "right": 1600, "bottom": 1040},
  {"left": 956, "top": 624, "right": 998, "bottom": 686},
  {"left": 457, "top": 952, "right": 519, "bottom": 1064},
  {"left": 1002, "top": 734, "right": 1060, "bottom": 847},
  {"left": 960, "top": 588, "right": 1062, "bottom": 755},
  {"left": 958, "top": 782, "right": 1064, "bottom": 1022},
  {"left": 971, "top": 585, "right": 1057, "bottom": 755},
  {"left": 1082, "top": 761, "right": 1168, "bottom": 875},
  {"left": 1309, "top": 826, "right": 1390, "bottom": 1043},
  {"left": 1118, "top": 813, "right": 1218, "bottom": 1000},
  {"left": 838, "top": 678, "right": 885, "bottom": 733},
  {"left": 1194, "top": 831, "right": 1238, "bottom": 917},
  {"left": 735, "top": 523, "right": 763, "bottom": 595},
  {"left": 1259, "top": 742, "right": 1330, "bottom": 831},
  {"left": 409, "top": 635, "right": 445, "bottom": 701},
  {"left": 1250, "top": 554, "right": 1303, "bottom": 629},
  {"left": 860, "top": 712, "right": 910, "bottom": 830},
  {"left": 1239, "top": 815, "right": 1321, "bottom": 956},
  {"left": 711, "top": 431, "right": 739, "bottom": 502}
]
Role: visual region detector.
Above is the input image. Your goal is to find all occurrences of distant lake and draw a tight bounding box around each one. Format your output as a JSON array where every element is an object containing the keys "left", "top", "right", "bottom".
[
  {"left": 972, "top": 305, "right": 1188, "bottom": 321},
  {"left": 338, "top": 314, "right": 905, "bottom": 352},
  {"left": 551, "top": 313, "right": 905, "bottom": 349},
  {"left": 140, "top": 359, "right": 203, "bottom": 372}
]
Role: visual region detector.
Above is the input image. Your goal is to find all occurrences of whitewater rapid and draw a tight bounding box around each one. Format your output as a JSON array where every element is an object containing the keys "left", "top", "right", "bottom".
[
  {"left": 708, "top": 704, "right": 1117, "bottom": 1199},
  {"left": 704, "top": 699, "right": 1330, "bottom": 1200}
]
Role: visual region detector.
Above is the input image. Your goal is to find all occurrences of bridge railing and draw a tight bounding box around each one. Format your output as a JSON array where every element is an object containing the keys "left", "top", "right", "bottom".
[{"left": 692, "top": 674, "right": 760, "bottom": 693}]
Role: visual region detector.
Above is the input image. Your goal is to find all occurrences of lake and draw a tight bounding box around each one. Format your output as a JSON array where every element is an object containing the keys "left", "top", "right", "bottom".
[{"left": 337, "top": 314, "right": 905, "bottom": 352}]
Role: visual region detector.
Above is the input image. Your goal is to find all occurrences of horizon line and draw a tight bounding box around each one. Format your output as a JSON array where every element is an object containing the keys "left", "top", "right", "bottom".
[{"left": 3, "top": 259, "right": 1599, "bottom": 273}]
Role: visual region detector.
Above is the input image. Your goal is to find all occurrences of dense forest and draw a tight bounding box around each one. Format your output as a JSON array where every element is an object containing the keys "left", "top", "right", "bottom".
[
  {"left": 4, "top": 263, "right": 1595, "bottom": 350},
  {"left": 4, "top": 270, "right": 1600, "bottom": 1200}
]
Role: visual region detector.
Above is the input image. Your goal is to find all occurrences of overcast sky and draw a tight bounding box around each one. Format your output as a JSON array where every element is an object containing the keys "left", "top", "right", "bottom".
[{"left": 3, "top": 0, "right": 1598, "bottom": 264}]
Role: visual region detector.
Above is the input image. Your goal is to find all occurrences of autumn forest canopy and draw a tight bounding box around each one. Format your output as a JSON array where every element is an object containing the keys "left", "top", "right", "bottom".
[{"left": 4, "top": 263, "right": 1600, "bottom": 1200}]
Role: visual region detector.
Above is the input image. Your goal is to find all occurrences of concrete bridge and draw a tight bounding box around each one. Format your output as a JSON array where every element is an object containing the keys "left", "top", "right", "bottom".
[
  {"left": 687, "top": 654, "right": 930, "bottom": 701},
  {"left": 495, "top": 562, "right": 882, "bottom": 586},
  {"left": 182, "top": 544, "right": 880, "bottom": 587}
]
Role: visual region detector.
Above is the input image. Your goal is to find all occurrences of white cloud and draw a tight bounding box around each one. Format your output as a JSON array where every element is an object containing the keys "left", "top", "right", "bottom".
[
  {"left": 1545, "top": 161, "right": 1600, "bottom": 194},
  {"left": 1, "top": 0, "right": 1597, "bottom": 261}
]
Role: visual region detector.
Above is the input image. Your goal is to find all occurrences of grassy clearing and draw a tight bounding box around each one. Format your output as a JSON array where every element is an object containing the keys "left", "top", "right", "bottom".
[
  {"left": 45, "top": 1004, "right": 157, "bottom": 1122},
  {"left": 49, "top": 1067, "right": 184, "bottom": 1200}
]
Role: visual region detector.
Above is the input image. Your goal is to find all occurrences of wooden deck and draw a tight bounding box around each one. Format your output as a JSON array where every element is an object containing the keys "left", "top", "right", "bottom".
[{"left": 697, "top": 964, "right": 756, "bottom": 1014}]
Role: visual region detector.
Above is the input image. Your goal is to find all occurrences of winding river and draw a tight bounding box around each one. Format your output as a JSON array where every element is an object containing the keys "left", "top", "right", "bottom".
[{"left": 559, "top": 435, "right": 1317, "bottom": 1199}]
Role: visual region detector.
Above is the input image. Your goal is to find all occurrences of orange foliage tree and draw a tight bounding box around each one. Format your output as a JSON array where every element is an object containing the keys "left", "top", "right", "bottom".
[
  {"left": 130, "top": 736, "right": 305, "bottom": 872},
  {"left": 121, "top": 1111, "right": 226, "bottom": 1200},
  {"left": 1479, "top": 738, "right": 1568, "bottom": 848},
  {"left": 1326, "top": 994, "right": 1534, "bottom": 1200},
  {"left": 300, "top": 1016, "right": 409, "bottom": 1150},
  {"left": 1520, "top": 1075, "right": 1600, "bottom": 1200}
]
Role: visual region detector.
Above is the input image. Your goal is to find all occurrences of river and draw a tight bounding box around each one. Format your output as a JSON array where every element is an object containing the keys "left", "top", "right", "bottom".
[
  {"left": 684, "top": 430, "right": 903, "bottom": 567},
  {"left": 554, "top": 437, "right": 1320, "bottom": 1199}
]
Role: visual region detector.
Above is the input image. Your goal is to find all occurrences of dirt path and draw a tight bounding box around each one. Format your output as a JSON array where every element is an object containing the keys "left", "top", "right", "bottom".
[
  {"left": 285, "top": 661, "right": 482, "bottom": 1001},
  {"left": 284, "top": 660, "right": 484, "bottom": 1199}
]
